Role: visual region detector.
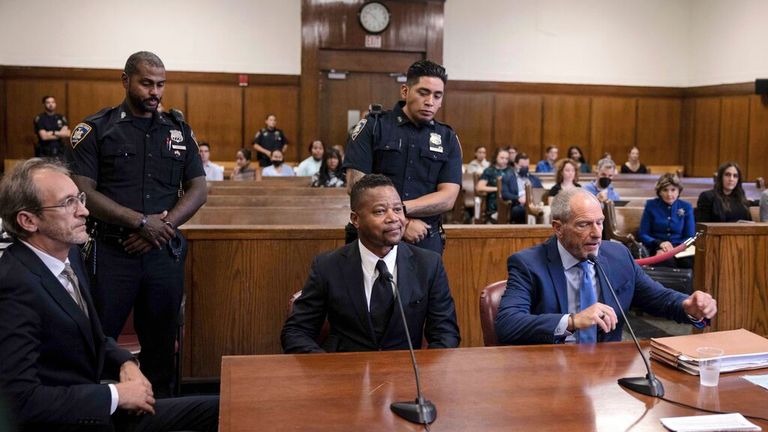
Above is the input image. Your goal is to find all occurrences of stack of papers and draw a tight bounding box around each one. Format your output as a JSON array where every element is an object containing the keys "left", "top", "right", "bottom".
[
  {"left": 650, "top": 329, "right": 768, "bottom": 375},
  {"left": 660, "top": 413, "right": 761, "bottom": 431}
]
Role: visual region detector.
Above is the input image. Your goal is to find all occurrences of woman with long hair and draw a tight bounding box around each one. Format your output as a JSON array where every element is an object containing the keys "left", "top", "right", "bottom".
[
  {"left": 311, "top": 148, "right": 345, "bottom": 187},
  {"left": 476, "top": 147, "right": 512, "bottom": 221},
  {"left": 695, "top": 162, "right": 754, "bottom": 222},
  {"left": 547, "top": 158, "right": 581, "bottom": 200},
  {"left": 231, "top": 148, "right": 258, "bottom": 181},
  {"left": 567, "top": 145, "right": 591, "bottom": 173}
]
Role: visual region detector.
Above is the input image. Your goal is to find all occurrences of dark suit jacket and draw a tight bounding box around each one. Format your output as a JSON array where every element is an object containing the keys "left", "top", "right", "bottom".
[
  {"left": 281, "top": 242, "right": 460, "bottom": 353},
  {"left": 501, "top": 171, "right": 543, "bottom": 203},
  {"left": 0, "top": 241, "right": 133, "bottom": 430},
  {"left": 495, "top": 237, "right": 689, "bottom": 345}
]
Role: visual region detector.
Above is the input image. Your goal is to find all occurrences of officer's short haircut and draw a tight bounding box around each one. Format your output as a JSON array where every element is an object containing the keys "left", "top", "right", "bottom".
[
  {"left": 238, "top": 148, "right": 251, "bottom": 161},
  {"left": 515, "top": 152, "right": 530, "bottom": 164},
  {"left": 199, "top": 142, "right": 211, "bottom": 150},
  {"left": 350, "top": 174, "right": 396, "bottom": 211},
  {"left": 124, "top": 51, "right": 165, "bottom": 76},
  {"left": 42, "top": 95, "right": 54, "bottom": 104},
  {"left": 406, "top": 60, "right": 447, "bottom": 86},
  {"left": 308, "top": 139, "right": 325, "bottom": 153},
  {"left": 0, "top": 158, "right": 69, "bottom": 240}
]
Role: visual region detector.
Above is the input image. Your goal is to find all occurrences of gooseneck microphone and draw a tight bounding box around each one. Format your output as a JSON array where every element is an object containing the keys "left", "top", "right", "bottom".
[
  {"left": 379, "top": 267, "right": 437, "bottom": 425},
  {"left": 586, "top": 253, "right": 665, "bottom": 397}
]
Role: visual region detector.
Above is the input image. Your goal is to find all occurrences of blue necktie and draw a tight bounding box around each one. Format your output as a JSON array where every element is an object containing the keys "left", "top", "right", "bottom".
[{"left": 577, "top": 260, "right": 597, "bottom": 343}]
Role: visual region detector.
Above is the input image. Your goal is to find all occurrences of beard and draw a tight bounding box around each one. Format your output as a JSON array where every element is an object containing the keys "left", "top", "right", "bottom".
[{"left": 128, "top": 90, "right": 160, "bottom": 114}]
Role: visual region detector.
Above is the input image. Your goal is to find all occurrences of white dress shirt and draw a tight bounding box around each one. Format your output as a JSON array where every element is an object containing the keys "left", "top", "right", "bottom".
[
  {"left": 357, "top": 241, "right": 398, "bottom": 311},
  {"left": 553, "top": 240, "right": 599, "bottom": 342}
]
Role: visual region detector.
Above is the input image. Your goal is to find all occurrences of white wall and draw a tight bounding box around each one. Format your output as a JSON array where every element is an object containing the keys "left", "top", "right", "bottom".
[{"left": 0, "top": 0, "right": 302, "bottom": 74}]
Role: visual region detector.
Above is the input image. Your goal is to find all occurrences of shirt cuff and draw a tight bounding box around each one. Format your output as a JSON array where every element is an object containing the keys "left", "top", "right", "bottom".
[
  {"left": 555, "top": 314, "right": 572, "bottom": 337},
  {"left": 687, "top": 314, "right": 710, "bottom": 329},
  {"left": 108, "top": 383, "right": 119, "bottom": 414}
]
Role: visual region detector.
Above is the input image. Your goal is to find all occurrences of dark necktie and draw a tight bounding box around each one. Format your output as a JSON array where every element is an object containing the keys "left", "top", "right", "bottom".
[
  {"left": 62, "top": 264, "right": 89, "bottom": 318},
  {"left": 370, "top": 260, "right": 395, "bottom": 342},
  {"left": 577, "top": 260, "right": 596, "bottom": 343}
]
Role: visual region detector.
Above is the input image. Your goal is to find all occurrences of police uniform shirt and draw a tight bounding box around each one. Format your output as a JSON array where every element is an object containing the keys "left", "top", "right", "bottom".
[
  {"left": 253, "top": 127, "right": 288, "bottom": 165},
  {"left": 34, "top": 112, "right": 68, "bottom": 145},
  {"left": 343, "top": 101, "right": 462, "bottom": 227},
  {"left": 68, "top": 101, "right": 205, "bottom": 215}
]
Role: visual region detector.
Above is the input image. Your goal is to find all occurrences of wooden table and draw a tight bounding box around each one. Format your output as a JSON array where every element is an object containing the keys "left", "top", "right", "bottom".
[{"left": 220, "top": 342, "right": 768, "bottom": 431}]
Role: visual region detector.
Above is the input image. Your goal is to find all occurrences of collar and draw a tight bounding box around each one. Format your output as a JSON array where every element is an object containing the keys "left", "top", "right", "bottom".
[
  {"left": 358, "top": 240, "right": 398, "bottom": 277},
  {"left": 556, "top": 239, "right": 593, "bottom": 271},
  {"left": 392, "top": 101, "right": 435, "bottom": 128},
  {"left": 20, "top": 240, "right": 68, "bottom": 277},
  {"left": 116, "top": 100, "right": 170, "bottom": 126}
]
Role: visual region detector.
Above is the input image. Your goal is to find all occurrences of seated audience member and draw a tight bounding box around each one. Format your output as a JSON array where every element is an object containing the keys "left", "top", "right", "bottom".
[
  {"left": 296, "top": 140, "right": 325, "bottom": 177},
  {"left": 568, "top": 145, "right": 591, "bottom": 173},
  {"left": 583, "top": 157, "right": 620, "bottom": 202},
  {"left": 332, "top": 144, "right": 345, "bottom": 161},
  {"left": 547, "top": 158, "right": 581, "bottom": 200},
  {"left": 620, "top": 146, "right": 648, "bottom": 174},
  {"left": 0, "top": 158, "right": 218, "bottom": 431},
  {"left": 760, "top": 189, "right": 768, "bottom": 222},
  {"left": 695, "top": 162, "right": 755, "bottom": 222},
  {"left": 501, "top": 153, "right": 543, "bottom": 224},
  {"left": 535, "top": 146, "right": 558, "bottom": 173},
  {"left": 494, "top": 188, "right": 717, "bottom": 345},
  {"left": 466, "top": 145, "right": 490, "bottom": 175},
  {"left": 281, "top": 174, "right": 460, "bottom": 353},
  {"left": 198, "top": 142, "right": 224, "bottom": 181},
  {"left": 506, "top": 146, "right": 518, "bottom": 168},
  {"left": 232, "top": 148, "right": 258, "bottom": 181},
  {"left": 311, "top": 148, "right": 345, "bottom": 188},
  {"left": 262, "top": 149, "right": 295, "bottom": 177},
  {"left": 476, "top": 148, "right": 512, "bottom": 221},
  {"left": 638, "top": 173, "right": 695, "bottom": 268}
]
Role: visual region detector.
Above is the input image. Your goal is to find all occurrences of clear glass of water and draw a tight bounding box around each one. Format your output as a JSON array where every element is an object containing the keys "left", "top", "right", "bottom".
[{"left": 696, "top": 347, "right": 725, "bottom": 387}]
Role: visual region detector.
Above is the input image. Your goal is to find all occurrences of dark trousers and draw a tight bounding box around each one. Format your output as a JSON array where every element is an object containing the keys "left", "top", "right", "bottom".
[
  {"left": 89, "top": 235, "right": 187, "bottom": 398},
  {"left": 509, "top": 204, "right": 526, "bottom": 224},
  {"left": 115, "top": 395, "right": 219, "bottom": 432}
]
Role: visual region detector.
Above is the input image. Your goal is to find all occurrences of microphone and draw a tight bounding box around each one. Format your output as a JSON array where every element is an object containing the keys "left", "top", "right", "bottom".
[
  {"left": 378, "top": 267, "right": 437, "bottom": 425},
  {"left": 586, "top": 253, "right": 665, "bottom": 398}
]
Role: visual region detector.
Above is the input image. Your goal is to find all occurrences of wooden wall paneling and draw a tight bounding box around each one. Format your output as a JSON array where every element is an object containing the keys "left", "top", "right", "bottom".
[
  {"left": 493, "top": 94, "right": 543, "bottom": 156},
  {"left": 679, "top": 97, "right": 696, "bottom": 176},
  {"left": 67, "top": 80, "right": 124, "bottom": 127},
  {"left": 425, "top": 1, "right": 445, "bottom": 61},
  {"left": 689, "top": 97, "right": 721, "bottom": 177},
  {"left": 162, "top": 84, "right": 186, "bottom": 117},
  {"left": 186, "top": 84, "right": 243, "bottom": 161},
  {"left": 243, "top": 86, "right": 299, "bottom": 161},
  {"left": 5, "top": 79, "right": 67, "bottom": 158},
  {"left": 442, "top": 91, "right": 493, "bottom": 161},
  {"left": 0, "top": 78, "right": 7, "bottom": 165},
  {"left": 718, "top": 96, "right": 750, "bottom": 177},
  {"left": 636, "top": 98, "right": 682, "bottom": 166},
  {"left": 748, "top": 95, "right": 768, "bottom": 181},
  {"left": 542, "top": 95, "right": 591, "bottom": 162},
  {"left": 590, "top": 97, "right": 637, "bottom": 166}
]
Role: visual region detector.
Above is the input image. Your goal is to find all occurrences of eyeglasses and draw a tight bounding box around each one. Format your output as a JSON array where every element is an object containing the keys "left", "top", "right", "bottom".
[{"left": 30, "top": 192, "right": 87, "bottom": 213}]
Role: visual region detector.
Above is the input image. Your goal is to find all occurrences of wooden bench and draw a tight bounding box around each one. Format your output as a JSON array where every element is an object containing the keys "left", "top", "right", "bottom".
[
  {"left": 208, "top": 186, "right": 348, "bottom": 196},
  {"left": 185, "top": 206, "right": 351, "bottom": 225},
  {"left": 205, "top": 195, "right": 350, "bottom": 208}
]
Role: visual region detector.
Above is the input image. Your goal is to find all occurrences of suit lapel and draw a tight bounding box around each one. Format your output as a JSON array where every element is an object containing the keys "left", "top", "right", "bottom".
[
  {"left": 595, "top": 252, "right": 620, "bottom": 313},
  {"left": 340, "top": 242, "right": 377, "bottom": 343},
  {"left": 13, "top": 243, "right": 97, "bottom": 359},
  {"left": 544, "top": 237, "right": 569, "bottom": 314}
]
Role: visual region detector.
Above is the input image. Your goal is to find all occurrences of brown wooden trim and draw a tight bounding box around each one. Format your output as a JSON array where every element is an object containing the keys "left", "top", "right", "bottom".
[
  {"left": 683, "top": 82, "right": 756, "bottom": 98},
  {"left": 449, "top": 80, "right": 685, "bottom": 98},
  {"left": 0, "top": 66, "right": 299, "bottom": 86}
]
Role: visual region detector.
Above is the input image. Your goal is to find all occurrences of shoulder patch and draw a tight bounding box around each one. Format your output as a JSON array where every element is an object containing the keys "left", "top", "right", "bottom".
[
  {"left": 70, "top": 123, "right": 92, "bottom": 148},
  {"left": 350, "top": 118, "right": 367, "bottom": 141}
]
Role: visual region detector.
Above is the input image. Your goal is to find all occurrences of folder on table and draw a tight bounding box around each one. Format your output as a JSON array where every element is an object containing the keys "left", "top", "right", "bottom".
[{"left": 650, "top": 329, "right": 768, "bottom": 375}]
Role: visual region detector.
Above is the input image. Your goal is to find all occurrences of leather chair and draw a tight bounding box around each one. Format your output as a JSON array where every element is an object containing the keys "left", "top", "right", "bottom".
[{"left": 479, "top": 280, "right": 507, "bottom": 346}]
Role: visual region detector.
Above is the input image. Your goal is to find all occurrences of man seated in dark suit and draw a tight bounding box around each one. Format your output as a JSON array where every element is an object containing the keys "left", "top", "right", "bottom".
[
  {"left": 0, "top": 158, "right": 218, "bottom": 431},
  {"left": 495, "top": 187, "right": 717, "bottom": 345},
  {"left": 501, "top": 152, "right": 543, "bottom": 223},
  {"left": 281, "top": 174, "right": 460, "bottom": 353}
]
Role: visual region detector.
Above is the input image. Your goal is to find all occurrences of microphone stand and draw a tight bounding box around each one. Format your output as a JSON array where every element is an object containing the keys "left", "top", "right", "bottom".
[
  {"left": 385, "top": 274, "right": 437, "bottom": 424},
  {"left": 587, "top": 254, "right": 665, "bottom": 397}
]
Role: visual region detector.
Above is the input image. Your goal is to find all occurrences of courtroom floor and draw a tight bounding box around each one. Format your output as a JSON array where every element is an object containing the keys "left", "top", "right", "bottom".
[{"left": 624, "top": 309, "right": 692, "bottom": 340}]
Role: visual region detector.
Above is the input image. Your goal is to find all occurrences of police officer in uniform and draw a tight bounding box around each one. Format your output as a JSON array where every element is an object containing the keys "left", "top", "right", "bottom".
[
  {"left": 34, "top": 95, "right": 70, "bottom": 158},
  {"left": 343, "top": 60, "right": 462, "bottom": 255},
  {"left": 67, "top": 51, "right": 207, "bottom": 397},
  {"left": 252, "top": 113, "right": 289, "bottom": 167}
]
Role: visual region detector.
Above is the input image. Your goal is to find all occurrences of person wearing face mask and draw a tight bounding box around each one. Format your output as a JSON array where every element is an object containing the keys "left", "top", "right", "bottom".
[
  {"left": 638, "top": 173, "right": 695, "bottom": 268},
  {"left": 501, "top": 153, "right": 543, "bottom": 223},
  {"left": 695, "top": 162, "right": 755, "bottom": 222},
  {"left": 583, "top": 158, "right": 620, "bottom": 203},
  {"left": 262, "top": 149, "right": 296, "bottom": 177}
]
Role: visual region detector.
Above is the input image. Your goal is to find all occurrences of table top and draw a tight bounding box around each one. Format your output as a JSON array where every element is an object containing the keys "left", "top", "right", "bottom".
[{"left": 220, "top": 342, "right": 768, "bottom": 431}]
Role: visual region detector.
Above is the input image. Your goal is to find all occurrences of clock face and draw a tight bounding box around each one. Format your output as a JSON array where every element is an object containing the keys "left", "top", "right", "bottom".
[{"left": 359, "top": 2, "right": 390, "bottom": 34}]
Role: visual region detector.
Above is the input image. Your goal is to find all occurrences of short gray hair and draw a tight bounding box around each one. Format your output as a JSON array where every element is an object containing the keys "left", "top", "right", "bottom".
[
  {"left": 0, "top": 158, "right": 70, "bottom": 239},
  {"left": 596, "top": 157, "right": 616, "bottom": 172},
  {"left": 551, "top": 188, "right": 600, "bottom": 223}
]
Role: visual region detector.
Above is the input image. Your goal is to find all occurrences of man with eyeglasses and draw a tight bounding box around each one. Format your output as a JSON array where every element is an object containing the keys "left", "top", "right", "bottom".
[
  {"left": 67, "top": 51, "right": 207, "bottom": 397},
  {"left": 0, "top": 158, "right": 218, "bottom": 431}
]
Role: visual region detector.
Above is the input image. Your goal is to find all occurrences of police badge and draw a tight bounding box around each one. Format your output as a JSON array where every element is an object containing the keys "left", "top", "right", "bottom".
[
  {"left": 170, "top": 129, "right": 183, "bottom": 143},
  {"left": 429, "top": 132, "right": 443, "bottom": 153}
]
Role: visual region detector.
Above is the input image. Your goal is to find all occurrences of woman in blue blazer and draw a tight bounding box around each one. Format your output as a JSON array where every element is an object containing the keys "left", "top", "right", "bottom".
[{"left": 638, "top": 173, "right": 695, "bottom": 267}]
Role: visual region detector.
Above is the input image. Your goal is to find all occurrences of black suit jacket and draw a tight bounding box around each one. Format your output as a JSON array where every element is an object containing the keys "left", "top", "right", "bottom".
[
  {"left": 281, "top": 242, "right": 460, "bottom": 353},
  {"left": 0, "top": 241, "right": 133, "bottom": 430}
]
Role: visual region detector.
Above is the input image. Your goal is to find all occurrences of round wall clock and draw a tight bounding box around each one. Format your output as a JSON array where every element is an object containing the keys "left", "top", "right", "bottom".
[{"left": 359, "top": 2, "right": 391, "bottom": 34}]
